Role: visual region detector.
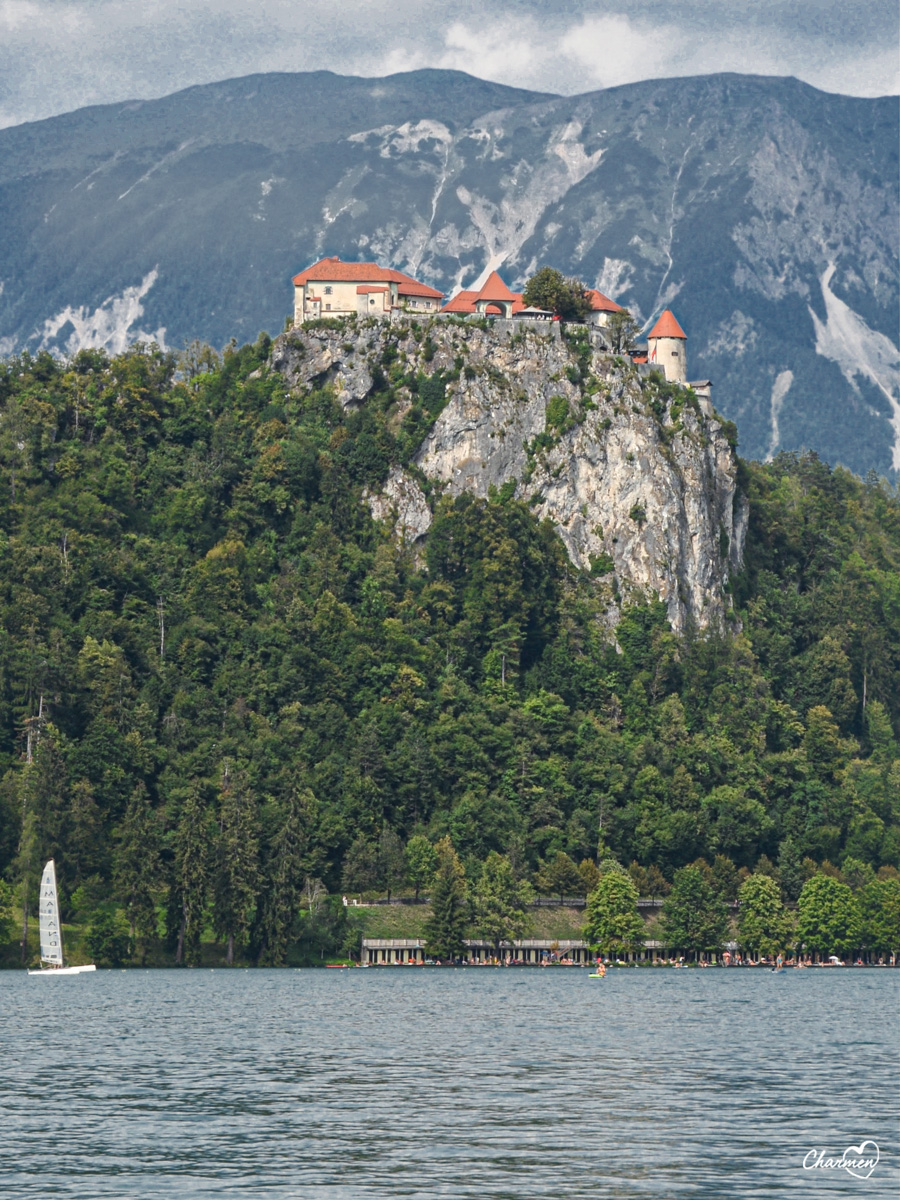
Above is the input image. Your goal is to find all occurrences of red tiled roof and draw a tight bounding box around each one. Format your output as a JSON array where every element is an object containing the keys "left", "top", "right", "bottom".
[
  {"left": 442, "top": 289, "right": 526, "bottom": 315},
  {"left": 647, "top": 309, "right": 687, "bottom": 339},
  {"left": 356, "top": 285, "right": 389, "bottom": 294},
  {"left": 396, "top": 279, "right": 443, "bottom": 298},
  {"left": 586, "top": 288, "right": 623, "bottom": 313},
  {"left": 441, "top": 290, "right": 479, "bottom": 313},
  {"left": 474, "top": 270, "right": 517, "bottom": 303},
  {"left": 293, "top": 256, "right": 387, "bottom": 285},
  {"left": 292, "top": 255, "right": 443, "bottom": 298}
]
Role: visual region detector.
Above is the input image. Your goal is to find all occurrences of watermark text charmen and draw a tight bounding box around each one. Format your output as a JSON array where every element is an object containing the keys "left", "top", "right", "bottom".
[{"left": 803, "top": 1142, "right": 879, "bottom": 1181}]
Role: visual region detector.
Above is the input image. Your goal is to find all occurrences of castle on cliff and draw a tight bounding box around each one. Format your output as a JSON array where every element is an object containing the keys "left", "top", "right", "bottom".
[{"left": 291, "top": 256, "right": 709, "bottom": 396}]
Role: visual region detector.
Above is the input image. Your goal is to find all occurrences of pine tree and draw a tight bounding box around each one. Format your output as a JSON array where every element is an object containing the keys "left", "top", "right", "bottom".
[
  {"left": 113, "top": 782, "right": 162, "bottom": 952},
  {"left": 424, "top": 837, "right": 468, "bottom": 961},
  {"left": 173, "top": 784, "right": 213, "bottom": 966},
  {"left": 257, "top": 788, "right": 315, "bottom": 966},
  {"left": 213, "top": 769, "right": 261, "bottom": 965}
]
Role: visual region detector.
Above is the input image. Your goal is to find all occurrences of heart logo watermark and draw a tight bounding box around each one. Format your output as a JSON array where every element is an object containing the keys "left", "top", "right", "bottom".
[
  {"left": 843, "top": 1142, "right": 880, "bottom": 1181},
  {"left": 803, "top": 1141, "right": 879, "bottom": 1180}
]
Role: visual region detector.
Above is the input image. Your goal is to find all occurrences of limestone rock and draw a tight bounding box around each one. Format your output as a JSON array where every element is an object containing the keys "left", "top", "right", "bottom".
[
  {"left": 270, "top": 329, "right": 374, "bottom": 408},
  {"left": 272, "top": 317, "right": 745, "bottom": 631},
  {"left": 365, "top": 467, "right": 432, "bottom": 545}
]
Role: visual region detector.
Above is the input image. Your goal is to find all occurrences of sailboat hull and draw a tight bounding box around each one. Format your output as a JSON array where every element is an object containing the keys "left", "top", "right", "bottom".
[{"left": 28, "top": 964, "right": 97, "bottom": 976}]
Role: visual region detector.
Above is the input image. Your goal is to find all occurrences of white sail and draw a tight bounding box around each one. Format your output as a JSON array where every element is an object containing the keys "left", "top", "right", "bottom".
[{"left": 38, "top": 859, "right": 64, "bottom": 966}]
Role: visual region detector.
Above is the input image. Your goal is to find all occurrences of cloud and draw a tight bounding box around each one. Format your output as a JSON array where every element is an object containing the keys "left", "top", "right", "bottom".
[
  {"left": 559, "top": 15, "right": 690, "bottom": 90},
  {"left": 0, "top": 0, "right": 897, "bottom": 130}
]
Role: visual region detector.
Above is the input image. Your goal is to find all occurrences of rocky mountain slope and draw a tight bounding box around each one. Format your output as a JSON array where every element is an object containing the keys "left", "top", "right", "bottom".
[
  {"left": 271, "top": 316, "right": 744, "bottom": 631},
  {"left": 0, "top": 69, "right": 897, "bottom": 475}
]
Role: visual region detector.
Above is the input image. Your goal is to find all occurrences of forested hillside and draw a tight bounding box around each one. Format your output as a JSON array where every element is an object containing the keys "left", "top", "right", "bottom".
[{"left": 0, "top": 334, "right": 898, "bottom": 964}]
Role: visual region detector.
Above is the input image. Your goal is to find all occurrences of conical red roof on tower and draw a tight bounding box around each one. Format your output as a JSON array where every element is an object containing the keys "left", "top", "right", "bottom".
[
  {"left": 647, "top": 309, "right": 687, "bottom": 339},
  {"left": 474, "top": 271, "right": 517, "bottom": 303}
]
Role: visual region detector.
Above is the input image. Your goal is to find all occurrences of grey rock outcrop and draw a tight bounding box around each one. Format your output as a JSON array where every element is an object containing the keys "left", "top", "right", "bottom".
[
  {"left": 364, "top": 466, "right": 432, "bottom": 545},
  {"left": 272, "top": 316, "right": 744, "bottom": 631}
]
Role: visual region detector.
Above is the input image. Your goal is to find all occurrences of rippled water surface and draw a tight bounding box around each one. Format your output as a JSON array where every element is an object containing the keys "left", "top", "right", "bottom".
[{"left": 1, "top": 967, "right": 896, "bottom": 1198}]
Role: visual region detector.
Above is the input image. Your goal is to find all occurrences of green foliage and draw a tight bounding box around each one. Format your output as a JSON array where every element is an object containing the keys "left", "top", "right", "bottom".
[
  {"left": 213, "top": 770, "right": 261, "bottom": 963},
  {"left": 471, "top": 851, "right": 535, "bottom": 954},
  {"left": 405, "top": 835, "right": 438, "bottom": 901},
  {"left": 0, "top": 880, "right": 14, "bottom": 945},
  {"left": 535, "top": 850, "right": 582, "bottom": 899},
  {"left": 589, "top": 552, "right": 615, "bottom": 577},
  {"left": 424, "top": 837, "right": 468, "bottom": 960},
  {"left": 397, "top": 370, "right": 451, "bottom": 458},
  {"left": 85, "top": 909, "right": 132, "bottom": 966},
  {"left": 0, "top": 346, "right": 897, "bottom": 968},
  {"left": 522, "top": 268, "right": 591, "bottom": 321},
  {"left": 376, "top": 826, "right": 406, "bottom": 901},
  {"left": 661, "top": 866, "right": 729, "bottom": 956},
  {"left": 545, "top": 395, "right": 571, "bottom": 433},
  {"left": 737, "top": 873, "right": 791, "bottom": 956},
  {"left": 796, "top": 874, "right": 862, "bottom": 956},
  {"left": 606, "top": 310, "right": 641, "bottom": 353},
  {"left": 582, "top": 871, "right": 645, "bottom": 955},
  {"left": 859, "top": 878, "right": 900, "bottom": 954}
]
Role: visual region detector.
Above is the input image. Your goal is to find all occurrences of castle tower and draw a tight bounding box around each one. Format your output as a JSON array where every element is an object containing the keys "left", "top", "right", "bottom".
[
  {"left": 647, "top": 310, "right": 687, "bottom": 384},
  {"left": 472, "top": 271, "right": 517, "bottom": 318}
]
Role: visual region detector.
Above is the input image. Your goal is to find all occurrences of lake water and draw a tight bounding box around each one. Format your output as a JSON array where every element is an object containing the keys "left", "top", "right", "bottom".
[{"left": 1, "top": 967, "right": 896, "bottom": 1198}]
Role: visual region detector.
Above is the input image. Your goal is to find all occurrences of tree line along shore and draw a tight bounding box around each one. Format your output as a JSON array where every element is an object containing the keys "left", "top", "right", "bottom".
[{"left": 0, "top": 333, "right": 898, "bottom": 969}]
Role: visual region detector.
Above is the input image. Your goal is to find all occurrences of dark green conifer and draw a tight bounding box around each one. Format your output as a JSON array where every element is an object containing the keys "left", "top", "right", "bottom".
[
  {"left": 114, "top": 782, "right": 162, "bottom": 949},
  {"left": 213, "top": 768, "right": 261, "bottom": 965},
  {"left": 173, "top": 784, "right": 213, "bottom": 966},
  {"left": 424, "top": 837, "right": 468, "bottom": 961},
  {"left": 257, "top": 788, "right": 315, "bottom": 966}
]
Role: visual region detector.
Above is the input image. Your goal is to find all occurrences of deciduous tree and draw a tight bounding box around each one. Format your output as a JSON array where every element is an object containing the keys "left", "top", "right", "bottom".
[
  {"left": 737, "top": 873, "right": 791, "bottom": 958},
  {"left": 583, "top": 871, "right": 645, "bottom": 957},
  {"left": 472, "top": 851, "right": 534, "bottom": 959},
  {"left": 661, "top": 865, "right": 729, "bottom": 958},
  {"left": 405, "top": 835, "right": 437, "bottom": 901},
  {"left": 796, "top": 874, "right": 862, "bottom": 958}
]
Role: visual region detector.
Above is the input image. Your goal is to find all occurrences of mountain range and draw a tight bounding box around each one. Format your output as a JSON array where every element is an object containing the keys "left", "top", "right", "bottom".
[{"left": 0, "top": 68, "right": 897, "bottom": 475}]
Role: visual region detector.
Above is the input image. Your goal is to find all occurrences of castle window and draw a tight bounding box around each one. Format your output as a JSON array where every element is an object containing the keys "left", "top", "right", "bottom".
[
  {"left": 324, "top": 286, "right": 333, "bottom": 295},
  {"left": 325, "top": 304, "right": 331, "bottom": 311}
]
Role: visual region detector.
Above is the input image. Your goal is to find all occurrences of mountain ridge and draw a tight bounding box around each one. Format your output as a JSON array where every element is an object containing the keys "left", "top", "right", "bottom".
[{"left": 0, "top": 68, "right": 896, "bottom": 475}]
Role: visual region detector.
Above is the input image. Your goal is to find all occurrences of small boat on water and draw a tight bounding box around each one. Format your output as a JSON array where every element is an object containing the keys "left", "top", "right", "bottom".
[{"left": 27, "top": 860, "right": 96, "bottom": 976}]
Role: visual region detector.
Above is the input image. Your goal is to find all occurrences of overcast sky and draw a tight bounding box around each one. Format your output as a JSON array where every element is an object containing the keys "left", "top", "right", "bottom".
[{"left": 1, "top": 0, "right": 897, "bottom": 129}]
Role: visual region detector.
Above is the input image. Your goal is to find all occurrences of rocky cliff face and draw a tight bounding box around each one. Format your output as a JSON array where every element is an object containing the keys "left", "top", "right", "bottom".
[{"left": 272, "top": 316, "right": 745, "bottom": 632}]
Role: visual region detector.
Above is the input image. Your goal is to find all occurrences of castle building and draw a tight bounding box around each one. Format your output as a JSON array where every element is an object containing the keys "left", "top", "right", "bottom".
[
  {"left": 585, "top": 289, "right": 623, "bottom": 327},
  {"left": 441, "top": 270, "right": 525, "bottom": 317},
  {"left": 292, "top": 257, "right": 444, "bottom": 323},
  {"left": 646, "top": 309, "right": 688, "bottom": 383},
  {"left": 442, "top": 272, "right": 624, "bottom": 327}
]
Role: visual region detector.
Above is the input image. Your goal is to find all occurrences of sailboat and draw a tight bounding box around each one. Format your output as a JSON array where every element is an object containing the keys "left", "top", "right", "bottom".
[{"left": 27, "top": 859, "right": 96, "bottom": 975}]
